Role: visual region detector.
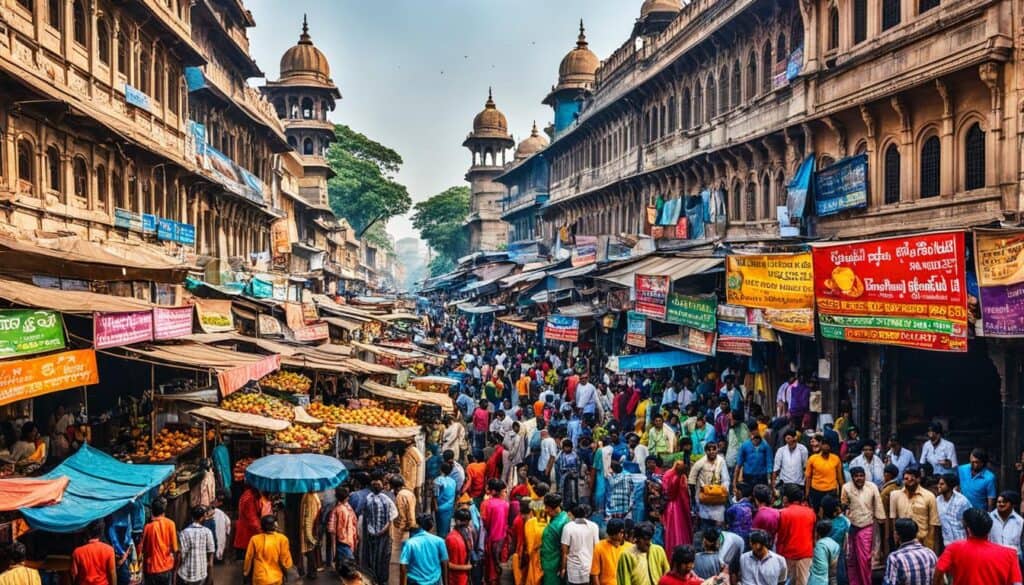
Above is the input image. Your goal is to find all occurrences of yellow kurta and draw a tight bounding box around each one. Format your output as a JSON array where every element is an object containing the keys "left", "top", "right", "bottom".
[{"left": 523, "top": 516, "right": 548, "bottom": 585}]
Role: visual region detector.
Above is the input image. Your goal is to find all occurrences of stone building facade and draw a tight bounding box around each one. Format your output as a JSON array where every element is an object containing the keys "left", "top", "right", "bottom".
[{"left": 463, "top": 90, "right": 512, "bottom": 253}]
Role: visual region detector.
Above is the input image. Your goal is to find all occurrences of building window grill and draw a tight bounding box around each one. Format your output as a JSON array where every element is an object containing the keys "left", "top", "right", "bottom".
[
  {"left": 964, "top": 123, "right": 985, "bottom": 191},
  {"left": 920, "top": 136, "right": 940, "bottom": 198},
  {"left": 884, "top": 144, "right": 901, "bottom": 204}
]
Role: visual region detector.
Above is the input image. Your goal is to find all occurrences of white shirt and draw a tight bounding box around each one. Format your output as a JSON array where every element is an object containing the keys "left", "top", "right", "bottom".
[
  {"left": 849, "top": 454, "right": 886, "bottom": 487},
  {"left": 490, "top": 416, "right": 513, "bottom": 436},
  {"left": 539, "top": 437, "right": 559, "bottom": 473},
  {"left": 989, "top": 510, "right": 1024, "bottom": 552},
  {"left": 661, "top": 387, "right": 678, "bottom": 407},
  {"left": 677, "top": 388, "right": 695, "bottom": 409},
  {"left": 560, "top": 518, "right": 599, "bottom": 583},
  {"left": 575, "top": 382, "right": 597, "bottom": 413},
  {"left": 212, "top": 508, "right": 231, "bottom": 561},
  {"left": 885, "top": 448, "right": 917, "bottom": 483},
  {"left": 739, "top": 550, "right": 788, "bottom": 585},
  {"left": 773, "top": 443, "right": 808, "bottom": 485},
  {"left": 920, "top": 438, "right": 957, "bottom": 474}
]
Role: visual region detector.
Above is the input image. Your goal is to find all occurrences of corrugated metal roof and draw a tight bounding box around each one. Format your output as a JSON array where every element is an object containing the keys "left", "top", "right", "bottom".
[{"left": 595, "top": 256, "right": 723, "bottom": 288}]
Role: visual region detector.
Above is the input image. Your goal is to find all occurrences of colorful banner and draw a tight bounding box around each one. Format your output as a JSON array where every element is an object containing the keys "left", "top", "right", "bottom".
[
  {"left": 544, "top": 315, "right": 579, "bottom": 343},
  {"left": 571, "top": 236, "right": 597, "bottom": 267},
  {"left": 0, "top": 310, "right": 65, "bottom": 359},
  {"left": 974, "top": 229, "right": 1024, "bottom": 337},
  {"left": 815, "top": 154, "right": 868, "bottom": 216},
  {"left": 726, "top": 253, "right": 815, "bottom": 310},
  {"left": 787, "top": 155, "right": 814, "bottom": 221},
  {"left": 293, "top": 323, "right": 329, "bottom": 342},
  {"left": 763, "top": 308, "right": 815, "bottom": 336},
  {"left": 813, "top": 231, "right": 968, "bottom": 352},
  {"left": 247, "top": 278, "right": 273, "bottom": 299},
  {"left": 658, "top": 328, "right": 716, "bottom": 356},
  {"left": 717, "top": 337, "right": 753, "bottom": 356},
  {"left": 194, "top": 299, "right": 235, "bottom": 333},
  {"left": 607, "top": 288, "right": 632, "bottom": 312},
  {"left": 718, "top": 320, "right": 758, "bottom": 339},
  {"left": 0, "top": 349, "right": 99, "bottom": 407},
  {"left": 626, "top": 312, "right": 646, "bottom": 348},
  {"left": 152, "top": 307, "right": 194, "bottom": 340},
  {"left": 258, "top": 314, "right": 283, "bottom": 336},
  {"left": 93, "top": 311, "right": 153, "bottom": 349},
  {"left": 634, "top": 274, "right": 670, "bottom": 319},
  {"left": 665, "top": 293, "right": 717, "bottom": 331}
]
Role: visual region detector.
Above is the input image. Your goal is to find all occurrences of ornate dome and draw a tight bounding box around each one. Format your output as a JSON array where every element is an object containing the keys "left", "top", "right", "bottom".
[
  {"left": 472, "top": 88, "right": 511, "bottom": 138},
  {"left": 640, "top": 0, "right": 681, "bottom": 18},
  {"left": 557, "top": 20, "right": 599, "bottom": 88},
  {"left": 515, "top": 121, "right": 549, "bottom": 160},
  {"left": 280, "top": 16, "right": 331, "bottom": 84}
]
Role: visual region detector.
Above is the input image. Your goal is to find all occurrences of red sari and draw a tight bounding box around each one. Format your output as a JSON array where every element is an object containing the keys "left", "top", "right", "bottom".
[{"left": 662, "top": 466, "right": 694, "bottom": 550}]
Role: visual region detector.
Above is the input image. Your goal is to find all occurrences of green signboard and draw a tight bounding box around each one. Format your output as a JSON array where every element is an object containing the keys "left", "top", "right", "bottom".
[
  {"left": 665, "top": 293, "right": 717, "bottom": 332},
  {"left": 0, "top": 310, "right": 66, "bottom": 359}
]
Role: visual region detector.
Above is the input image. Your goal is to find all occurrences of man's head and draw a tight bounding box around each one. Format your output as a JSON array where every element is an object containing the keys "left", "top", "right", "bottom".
[
  {"left": 702, "top": 526, "right": 721, "bottom": 551},
  {"left": 893, "top": 518, "right": 918, "bottom": 546},
  {"left": 818, "top": 435, "right": 831, "bottom": 455},
  {"left": 997, "top": 491, "right": 1020, "bottom": 516},
  {"left": 606, "top": 518, "right": 626, "bottom": 545},
  {"left": 653, "top": 414, "right": 664, "bottom": 429},
  {"left": 705, "top": 441, "right": 718, "bottom": 460},
  {"left": 86, "top": 519, "right": 105, "bottom": 539},
  {"left": 888, "top": 435, "right": 901, "bottom": 451},
  {"left": 784, "top": 484, "right": 804, "bottom": 505},
  {"left": 670, "top": 544, "right": 696, "bottom": 574},
  {"left": 927, "top": 422, "right": 944, "bottom": 443},
  {"left": 389, "top": 475, "right": 405, "bottom": 492},
  {"left": 815, "top": 519, "right": 833, "bottom": 540},
  {"left": 572, "top": 503, "right": 591, "bottom": 520},
  {"left": 749, "top": 530, "right": 771, "bottom": 558},
  {"left": 784, "top": 429, "right": 797, "bottom": 447},
  {"left": 1, "top": 541, "right": 26, "bottom": 566},
  {"left": 543, "top": 493, "right": 563, "bottom": 518},
  {"left": 861, "top": 439, "right": 877, "bottom": 459},
  {"left": 191, "top": 505, "right": 207, "bottom": 523},
  {"left": 633, "top": 522, "right": 655, "bottom": 552},
  {"left": 753, "top": 484, "right": 773, "bottom": 507},
  {"left": 969, "top": 448, "right": 989, "bottom": 473},
  {"left": 903, "top": 467, "right": 920, "bottom": 490},
  {"left": 152, "top": 497, "right": 167, "bottom": 518},
  {"left": 416, "top": 513, "right": 434, "bottom": 533},
  {"left": 850, "top": 466, "right": 866, "bottom": 489},
  {"left": 883, "top": 464, "right": 899, "bottom": 483},
  {"left": 261, "top": 514, "right": 277, "bottom": 533},
  {"left": 937, "top": 473, "right": 958, "bottom": 496},
  {"left": 735, "top": 482, "right": 753, "bottom": 501}
]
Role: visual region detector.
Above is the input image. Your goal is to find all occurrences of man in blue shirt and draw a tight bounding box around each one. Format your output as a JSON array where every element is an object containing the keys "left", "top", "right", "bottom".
[
  {"left": 957, "top": 447, "right": 997, "bottom": 510},
  {"left": 735, "top": 425, "right": 773, "bottom": 487},
  {"left": 400, "top": 513, "right": 449, "bottom": 585}
]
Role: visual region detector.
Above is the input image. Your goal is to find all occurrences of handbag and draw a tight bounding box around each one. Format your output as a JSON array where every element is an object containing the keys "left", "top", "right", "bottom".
[{"left": 698, "top": 460, "right": 728, "bottom": 505}]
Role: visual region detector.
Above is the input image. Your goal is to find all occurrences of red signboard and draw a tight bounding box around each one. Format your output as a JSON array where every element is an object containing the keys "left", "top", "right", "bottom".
[
  {"left": 93, "top": 311, "right": 153, "bottom": 349},
  {"left": 634, "top": 274, "right": 670, "bottom": 319}
]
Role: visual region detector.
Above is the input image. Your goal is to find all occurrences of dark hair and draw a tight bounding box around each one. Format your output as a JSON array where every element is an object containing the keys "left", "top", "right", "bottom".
[
  {"left": 784, "top": 484, "right": 804, "bottom": 503},
  {"left": 336, "top": 486, "right": 350, "bottom": 501},
  {"left": 533, "top": 482, "right": 550, "bottom": 497},
  {"left": 819, "top": 495, "right": 839, "bottom": 518},
  {"left": 260, "top": 514, "right": 277, "bottom": 532},
  {"left": 543, "top": 493, "right": 563, "bottom": 509},
  {"left": 86, "top": 519, "right": 105, "bottom": 539},
  {"left": 861, "top": 439, "right": 877, "bottom": 449},
  {"left": 736, "top": 482, "right": 753, "bottom": 499},
  {"left": 454, "top": 509, "right": 471, "bottom": 522},
  {"left": 815, "top": 519, "right": 833, "bottom": 539},
  {"left": 783, "top": 429, "right": 797, "bottom": 439},
  {"left": 883, "top": 464, "right": 900, "bottom": 477},
  {"left": 487, "top": 479, "right": 506, "bottom": 492},
  {"left": 151, "top": 497, "right": 167, "bottom": 517},
  {"left": 939, "top": 473, "right": 959, "bottom": 489},
  {"left": 849, "top": 466, "right": 865, "bottom": 477},
  {"left": 191, "top": 505, "right": 207, "bottom": 521},
  {"left": 703, "top": 526, "right": 720, "bottom": 544},
  {"left": 633, "top": 521, "right": 655, "bottom": 540},
  {"left": 971, "top": 448, "right": 989, "bottom": 466},
  {"left": 963, "top": 508, "right": 993, "bottom": 538},
  {"left": 671, "top": 544, "right": 696, "bottom": 567},
  {"left": 442, "top": 450, "right": 455, "bottom": 462},
  {"left": 749, "top": 530, "right": 770, "bottom": 547},
  {"left": 606, "top": 518, "right": 625, "bottom": 537},
  {"left": 3, "top": 541, "right": 26, "bottom": 564},
  {"left": 572, "top": 504, "right": 591, "bottom": 519},
  {"left": 894, "top": 518, "right": 919, "bottom": 543},
  {"left": 389, "top": 475, "right": 405, "bottom": 489},
  {"left": 928, "top": 422, "right": 944, "bottom": 435},
  {"left": 416, "top": 513, "right": 434, "bottom": 532},
  {"left": 441, "top": 461, "right": 453, "bottom": 475},
  {"left": 1000, "top": 490, "right": 1021, "bottom": 508},
  {"left": 753, "top": 484, "right": 773, "bottom": 505}
]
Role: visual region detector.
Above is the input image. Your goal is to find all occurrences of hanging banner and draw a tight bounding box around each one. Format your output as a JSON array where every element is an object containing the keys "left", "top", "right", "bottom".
[
  {"left": 665, "top": 293, "right": 717, "bottom": 331},
  {"left": 717, "top": 304, "right": 748, "bottom": 323},
  {"left": 293, "top": 323, "right": 329, "bottom": 343},
  {"left": 813, "top": 231, "right": 968, "bottom": 352},
  {"left": 607, "top": 288, "right": 632, "bottom": 312},
  {"left": 657, "top": 328, "right": 717, "bottom": 356},
  {"left": 717, "top": 320, "right": 758, "bottom": 339},
  {"left": 152, "top": 307, "right": 194, "bottom": 340},
  {"left": 634, "top": 274, "right": 670, "bottom": 319},
  {"left": 544, "top": 315, "right": 580, "bottom": 343},
  {"left": 0, "top": 310, "right": 65, "bottom": 359},
  {"left": 93, "top": 311, "right": 153, "bottom": 349},
  {"left": 726, "top": 253, "right": 815, "bottom": 310},
  {"left": 218, "top": 354, "right": 281, "bottom": 398},
  {"left": 0, "top": 349, "right": 99, "bottom": 407},
  {"left": 763, "top": 308, "right": 816, "bottom": 336},
  {"left": 787, "top": 155, "right": 814, "bottom": 221},
  {"left": 571, "top": 236, "right": 598, "bottom": 267},
  {"left": 258, "top": 314, "right": 283, "bottom": 337},
  {"left": 974, "top": 229, "right": 1024, "bottom": 337},
  {"left": 815, "top": 154, "right": 869, "bottom": 216},
  {"left": 302, "top": 302, "right": 319, "bottom": 324},
  {"left": 194, "top": 299, "right": 235, "bottom": 333},
  {"left": 717, "top": 337, "right": 753, "bottom": 356},
  {"left": 247, "top": 278, "right": 273, "bottom": 299},
  {"left": 284, "top": 303, "right": 305, "bottom": 331},
  {"left": 626, "top": 312, "right": 647, "bottom": 348}
]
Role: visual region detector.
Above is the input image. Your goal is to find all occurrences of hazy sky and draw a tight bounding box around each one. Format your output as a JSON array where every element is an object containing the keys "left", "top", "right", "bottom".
[{"left": 246, "top": 0, "right": 640, "bottom": 248}]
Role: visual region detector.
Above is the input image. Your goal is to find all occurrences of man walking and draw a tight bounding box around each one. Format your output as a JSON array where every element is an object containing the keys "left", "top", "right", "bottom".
[
  {"left": 589, "top": 518, "right": 627, "bottom": 585},
  {"left": 177, "top": 506, "right": 214, "bottom": 585},
  {"left": 243, "top": 515, "right": 294, "bottom": 585},
  {"left": 890, "top": 468, "right": 940, "bottom": 551},
  {"left": 919, "top": 423, "right": 956, "bottom": 477},
  {"left": 841, "top": 467, "right": 886, "bottom": 585},
  {"left": 359, "top": 479, "right": 398, "bottom": 585},
  {"left": 776, "top": 485, "right": 816, "bottom": 585},
  {"left": 559, "top": 504, "right": 598, "bottom": 585},
  {"left": 936, "top": 474, "right": 971, "bottom": 547},
  {"left": 71, "top": 521, "right": 116, "bottom": 585},
  {"left": 884, "top": 518, "right": 936, "bottom": 585},
  {"left": 399, "top": 514, "right": 448, "bottom": 585},
  {"left": 390, "top": 475, "right": 417, "bottom": 585},
  {"left": 739, "top": 530, "right": 788, "bottom": 585},
  {"left": 957, "top": 448, "right": 997, "bottom": 511},
  {"left": 934, "top": 508, "right": 1022, "bottom": 585},
  {"left": 327, "top": 487, "right": 358, "bottom": 566},
  {"left": 615, "top": 522, "right": 669, "bottom": 585},
  {"left": 540, "top": 493, "right": 570, "bottom": 585},
  {"left": 773, "top": 430, "right": 808, "bottom": 493},
  {"left": 141, "top": 497, "right": 178, "bottom": 585}
]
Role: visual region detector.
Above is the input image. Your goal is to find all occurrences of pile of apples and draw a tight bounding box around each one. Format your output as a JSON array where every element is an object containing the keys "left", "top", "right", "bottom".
[
  {"left": 148, "top": 428, "right": 201, "bottom": 462},
  {"left": 222, "top": 392, "right": 295, "bottom": 421},
  {"left": 260, "top": 371, "right": 312, "bottom": 393},
  {"left": 307, "top": 402, "right": 416, "bottom": 428},
  {"left": 233, "top": 457, "right": 255, "bottom": 482},
  {"left": 272, "top": 425, "right": 331, "bottom": 452}
]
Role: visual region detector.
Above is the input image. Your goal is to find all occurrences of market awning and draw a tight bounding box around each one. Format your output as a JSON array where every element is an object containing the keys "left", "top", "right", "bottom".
[
  {"left": 335, "top": 423, "right": 420, "bottom": 441},
  {"left": 0, "top": 235, "right": 189, "bottom": 283},
  {"left": 153, "top": 389, "right": 219, "bottom": 405},
  {"left": 595, "top": 256, "right": 723, "bottom": 288},
  {"left": 500, "top": 269, "right": 548, "bottom": 288},
  {"left": 0, "top": 277, "right": 156, "bottom": 313},
  {"left": 20, "top": 445, "right": 173, "bottom": 533},
  {"left": 410, "top": 376, "right": 460, "bottom": 387},
  {"left": 361, "top": 380, "right": 455, "bottom": 412},
  {"left": 498, "top": 316, "right": 538, "bottom": 332},
  {"left": 557, "top": 303, "right": 603, "bottom": 319},
  {"left": 376, "top": 312, "right": 420, "bottom": 322},
  {"left": 323, "top": 316, "right": 364, "bottom": 331},
  {"left": 188, "top": 406, "right": 291, "bottom": 432},
  {"left": 0, "top": 477, "right": 69, "bottom": 512},
  {"left": 605, "top": 350, "right": 707, "bottom": 373},
  {"left": 457, "top": 303, "right": 505, "bottom": 314},
  {"left": 549, "top": 264, "right": 597, "bottom": 279},
  {"left": 118, "top": 342, "right": 272, "bottom": 371}
]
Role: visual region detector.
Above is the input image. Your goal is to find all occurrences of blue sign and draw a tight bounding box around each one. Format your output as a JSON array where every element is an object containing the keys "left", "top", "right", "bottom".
[
  {"left": 114, "top": 208, "right": 142, "bottom": 231},
  {"left": 155, "top": 217, "right": 196, "bottom": 246},
  {"left": 183, "top": 67, "right": 207, "bottom": 92},
  {"left": 814, "top": 154, "right": 868, "bottom": 216},
  {"left": 247, "top": 278, "right": 273, "bottom": 299},
  {"left": 124, "top": 84, "right": 151, "bottom": 113},
  {"left": 717, "top": 320, "right": 757, "bottom": 339},
  {"left": 786, "top": 47, "right": 803, "bottom": 81},
  {"left": 142, "top": 213, "right": 156, "bottom": 234},
  {"left": 787, "top": 155, "right": 815, "bottom": 221},
  {"left": 178, "top": 223, "right": 196, "bottom": 246},
  {"left": 157, "top": 218, "right": 175, "bottom": 241}
]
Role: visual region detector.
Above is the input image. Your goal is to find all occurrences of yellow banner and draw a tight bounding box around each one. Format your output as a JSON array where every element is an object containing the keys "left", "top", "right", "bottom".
[
  {"left": 726, "top": 253, "right": 815, "bottom": 310},
  {"left": 975, "top": 229, "right": 1024, "bottom": 286}
]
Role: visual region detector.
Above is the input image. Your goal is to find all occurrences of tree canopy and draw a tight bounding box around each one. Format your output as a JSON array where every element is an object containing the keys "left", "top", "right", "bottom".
[
  {"left": 327, "top": 124, "right": 411, "bottom": 235},
  {"left": 411, "top": 186, "right": 470, "bottom": 275}
]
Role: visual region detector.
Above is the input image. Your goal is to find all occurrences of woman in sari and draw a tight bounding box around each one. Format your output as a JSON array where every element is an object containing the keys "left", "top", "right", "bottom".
[
  {"left": 662, "top": 459, "right": 694, "bottom": 550},
  {"left": 520, "top": 507, "right": 548, "bottom": 585}
]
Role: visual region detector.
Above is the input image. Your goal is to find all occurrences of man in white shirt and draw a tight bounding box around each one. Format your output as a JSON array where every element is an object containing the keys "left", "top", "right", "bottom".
[
  {"left": 539, "top": 428, "right": 559, "bottom": 482},
  {"left": 919, "top": 422, "right": 957, "bottom": 475},
  {"left": 849, "top": 439, "right": 886, "bottom": 487},
  {"left": 489, "top": 410, "right": 513, "bottom": 437},
  {"left": 776, "top": 374, "right": 796, "bottom": 419},
  {"left": 772, "top": 429, "right": 808, "bottom": 489},
  {"left": 989, "top": 491, "right": 1024, "bottom": 553},
  {"left": 575, "top": 373, "right": 597, "bottom": 417},
  {"left": 560, "top": 504, "right": 600, "bottom": 585},
  {"left": 677, "top": 377, "right": 696, "bottom": 410},
  {"left": 884, "top": 435, "right": 917, "bottom": 485}
]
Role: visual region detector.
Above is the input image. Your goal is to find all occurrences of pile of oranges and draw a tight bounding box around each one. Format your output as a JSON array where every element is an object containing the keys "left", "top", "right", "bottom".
[{"left": 307, "top": 402, "right": 415, "bottom": 428}]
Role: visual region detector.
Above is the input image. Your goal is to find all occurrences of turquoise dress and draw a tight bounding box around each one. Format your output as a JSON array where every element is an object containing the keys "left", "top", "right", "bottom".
[
  {"left": 808, "top": 537, "right": 841, "bottom": 585},
  {"left": 433, "top": 475, "right": 456, "bottom": 536},
  {"left": 829, "top": 515, "right": 851, "bottom": 585},
  {"left": 593, "top": 447, "right": 608, "bottom": 513}
]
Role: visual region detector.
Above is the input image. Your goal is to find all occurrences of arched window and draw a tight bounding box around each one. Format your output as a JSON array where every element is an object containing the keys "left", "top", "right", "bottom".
[
  {"left": 853, "top": 0, "right": 868, "bottom": 44},
  {"left": 706, "top": 77, "right": 717, "bottom": 122},
  {"left": 48, "top": 0, "right": 61, "bottom": 31},
  {"left": 72, "top": 0, "right": 86, "bottom": 45},
  {"left": 73, "top": 156, "right": 88, "bottom": 199},
  {"left": 964, "top": 123, "right": 985, "bottom": 191},
  {"left": 883, "top": 0, "right": 901, "bottom": 30},
  {"left": 643, "top": 111, "right": 651, "bottom": 143},
  {"left": 731, "top": 184, "right": 742, "bottom": 221},
  {"left": 154, "top": 54, "right": 164, "bottom": 101},
  {"left": 693, "top": 81, "right": 703, "bottom": 126},
  {"left": 17, "top": 139, "right": 33, "bottom": 184},
  {"left": 761, "top": 176, "right": 772, "bottom": 219},
  {"left": 113, "top": 168, "right": 125, "bottom": 209},
  {"left": 920, "top": 136, "right": 940, "bottom": 198},
  {"left": 681, "top": 88, "right": 691, "bottom": 129},
  {"left": 138, "top": 51, "right": 150, "bottom": 94},
  {"left": 301, "top": 97, "right": 314, "bottom": 120},
  {"left": 321, "top": 100, "right": 330, "bottom": 121},
  {"left": 96, "top": 165, "right": 107, "bottom": 210},
  {"left": 668, "top": 95, "right": 677, "bottom": 132},
  {"left": 117, "top": 32, "right": 128, "bottom": 75},
  {"left": 884, "top": 144, "right": 901, "bottom": 204},
  {"left": 746, "top": 52, "right": 757, "bottom": 100},
  {"left": 775, "top": 171, "right": 787, "bottom": 207},
  {"left": 718, "top": 66, "right": 728, "bottom": 115},
  {"left": 46, "top": 146, "right": 61, "bottom": 193},
  {"left": 97, "top": 20, "right": 111, "bottom": 65},
  {"left": 731, "top": 61, "right": 741, "bottom": 108},
  {"left": 776, "top": 34, "right": 787, "bottom": 61},
  {"left": 828, "top": 5, "right": 840, "bottom": 50},
  {"left": 919, "top": 0, "right": 939, "bottom": 14},
  {"left": 761, "top": 42, "right": 772, "bottom": 93},
  {"left": 745, "top": 182, "right": 756, "bottom": 221},
  {"left": 303, "top": 138, "right": 314, "bottom": 155}
]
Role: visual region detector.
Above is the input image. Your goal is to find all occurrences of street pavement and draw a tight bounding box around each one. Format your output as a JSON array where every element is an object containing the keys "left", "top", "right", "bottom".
[{"left": 212, "top": 560, "right": 341, "bottom": 584}]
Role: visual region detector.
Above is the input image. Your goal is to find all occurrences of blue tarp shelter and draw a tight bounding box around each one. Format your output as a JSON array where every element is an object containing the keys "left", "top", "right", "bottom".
[
  {"left": 607, "top": 350, "right": 706, "bottom": 373},
  {"left": 20, "top": 444, "right": 173, "bottom": 533}
]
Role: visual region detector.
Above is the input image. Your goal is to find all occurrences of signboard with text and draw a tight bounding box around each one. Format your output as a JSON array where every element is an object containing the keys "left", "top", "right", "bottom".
[{"left": 634, "top": 274, "right": 670, "bottom": 319}]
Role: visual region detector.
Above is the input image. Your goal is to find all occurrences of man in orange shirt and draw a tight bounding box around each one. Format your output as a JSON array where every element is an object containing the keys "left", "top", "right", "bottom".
[
  {"left": 463, "top": 453, "right": 487, "bottom": 506},
  {"left": 804, "top": 435, "right": 843, "bottom": 511},
  {"left": 71, "top": 520, "right": 116, "bottom": 585},
  {"left": 141, "top": 497, "right": 178, "bottom": 585}
]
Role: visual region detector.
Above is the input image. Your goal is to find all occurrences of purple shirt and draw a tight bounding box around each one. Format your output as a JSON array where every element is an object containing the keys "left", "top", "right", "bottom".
[
  {"left": 788, "top": 383, "right": 811, "bottom": 417},
  {"left": 752, "top": 506, "right": 781, "bottom": 545},
  {"left": 726, "top": 500, "right": 754, "bottom": 540}
]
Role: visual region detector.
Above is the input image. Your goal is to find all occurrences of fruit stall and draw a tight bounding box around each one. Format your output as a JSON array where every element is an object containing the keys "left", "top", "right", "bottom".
[
  {"left": 408, "top": 375, "right": 460, "bottom": 394},
  {"left": 359, "top": 380, "right": 455, "bottom": 426}
]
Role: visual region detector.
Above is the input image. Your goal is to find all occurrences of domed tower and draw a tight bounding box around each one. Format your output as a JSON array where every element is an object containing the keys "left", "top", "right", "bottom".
[
  {"left": 261, "top": 15, "right": 342, "bottom": 206},
  {"left": 634, "top": 0, "right": 680, "bottom": 37},
  {"left": 543, "top": 20, "right": 599, "bottom": 136},
  {"left": 463, "top": 88, "right": 514, "bottom": 253},
  {"left": 515, "top": 121, "right": 549, "bottom": 162}
]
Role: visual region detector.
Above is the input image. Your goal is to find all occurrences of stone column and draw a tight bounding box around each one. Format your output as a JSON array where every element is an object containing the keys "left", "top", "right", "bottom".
[
  {"left": 4, "top": 114, "right": 16, "bottom": 195},
  {"left": 991, "top": 341, "right": 1021, "bottom": 487},
  {"left": 935, "top": 79, "right": 954, "bottom": 196},
  {"left": 890, "top": 96, "right": 912, "bottom": 202},
  {"left": 979, "top": 63, "right": 1002, "bottom": 189}
]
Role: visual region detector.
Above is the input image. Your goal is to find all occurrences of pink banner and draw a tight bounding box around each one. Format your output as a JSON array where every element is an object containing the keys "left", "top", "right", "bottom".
[
  {"left": 93, "top": 311, "right": 153, "bottom": 349},
  {"left": 217, "top": 354, "right": 281, "bottom": 397},
  {"left": 153, "top": 307, "right": 194, "bottom": 340}
]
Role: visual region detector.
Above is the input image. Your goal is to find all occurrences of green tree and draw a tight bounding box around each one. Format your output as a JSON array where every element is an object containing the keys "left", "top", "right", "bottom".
[
  {"left": 412, "top": 186, "right": 470, "bottom": 271},
  {"left": 428, "top": 254, "right": 456, "bottom": 277},
  {"left": 327, "top": 124, "right": 411, "bottom": 234}
]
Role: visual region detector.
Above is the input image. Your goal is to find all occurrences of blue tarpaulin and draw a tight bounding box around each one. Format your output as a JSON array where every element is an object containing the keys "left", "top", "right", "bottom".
[
  {"left": 607, "top": 350, "right": 706, "bottom": 373},
  {"left": 20, "top": 445, "right": 173, "bottom": 533}
]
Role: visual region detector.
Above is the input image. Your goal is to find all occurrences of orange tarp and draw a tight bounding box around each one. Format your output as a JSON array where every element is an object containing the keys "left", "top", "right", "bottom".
[{"left": 0, "top": 476, "right": 70, "bottom": 511}]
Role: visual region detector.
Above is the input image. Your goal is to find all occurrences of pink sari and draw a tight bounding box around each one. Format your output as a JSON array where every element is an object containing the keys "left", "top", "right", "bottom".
[{"left": 662, "top": 466, "right": 693, "bottom": 550}]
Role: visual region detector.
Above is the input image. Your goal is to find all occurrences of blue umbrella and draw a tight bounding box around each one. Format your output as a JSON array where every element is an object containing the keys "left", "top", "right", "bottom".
[{"left": 244, "top": 454, "right": 348, "bottom": 494}]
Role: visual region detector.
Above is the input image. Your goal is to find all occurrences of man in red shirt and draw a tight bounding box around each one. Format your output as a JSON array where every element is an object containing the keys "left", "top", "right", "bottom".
[
  {"left": 71, "top": 520, "right": 116, "bottom": 585},
  {"left": 934, "top": 507, "right": 1022, "bottom": 585},
  {"left": 141, "top": 497, "right": 179, "bottom": 585},
  {"left": 471, "top": 400, "right": 490, "bottom": 457},
  {"left": 775, "top": 485, "right": 816, "bottom": 585},
  {"left": 445, "top": 509, "right": 475, "bottom": 585}
]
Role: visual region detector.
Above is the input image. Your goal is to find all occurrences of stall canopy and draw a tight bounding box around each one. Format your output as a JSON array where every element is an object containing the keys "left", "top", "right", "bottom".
[
  {"left": 0, "top": 235, "right": 190, "bottom": 283},
  {"left": 188, "top": 406, "right": 291, "bottom": 432},
  {"left": 606, "top": 350, "right": 707, "bottom": 373},
  {"left": 498, "top": 316, "right": 538, "bottom": 332},
  {"left": 20, "top": 445, "right": 173, "bottom": 533},
  {"left": 335, "top": 423, "right": 420, "bottom": 441},
  {"left": 361, "top": 380, "right": 455, "bottom": 412},
  {"left": 457, "top": 303, "right": 506, "bottom": 314},
  {"left": 245, "top": 454, "right": 348, "bottom": 494},
  {"left": 0, "top": 277, "right": 156, "bottom": 313},
  {"left": 0, "top": 477, "right": 69, "bottom": 512},
  {"left": 595, "top": 256, "right": 723, "bottom": 288}
]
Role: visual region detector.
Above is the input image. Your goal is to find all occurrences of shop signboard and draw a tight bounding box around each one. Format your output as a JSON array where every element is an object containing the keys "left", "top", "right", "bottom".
[
  {"left": 786, "top": 47, "right": 804, "bottom": 81},
  {"left": 812, "top": 231, "right": 968, "bottom": 352},
  {"left": 93, "top": 311, "right": 153, "bottom": 349},
  {"left": 660, "top": 328, "right": 717, "bottom": 356},
  {"left": 634, "top": 274, "right": 670, "bottom": 319},
  {"left": 787, "top": 155, "right": 815, "bottom": 221},
  {"left": 544, "top": 315, "right": 579, "bottom": 343},
  {"left": 301, "top": 302, "right": 319, "bottom": 323},
  {"left": 258, "top": 314, "right": 283, "bottom": 336},
  {"left": 717, "top": 303, "right": 748, "bottom": 323},
  {"left": 717, "top": 337, "right": 753, "bottom": 356},
  {"left": 571, "top": 236, "right": 597, "bottom": 267},
  {"left": 124, "top": 84, "right": 152, "bottom": 113},
  {"left": 974, "top": 229, "right": 1024, "bottom": 336},
  {"left": 152, "top": 307, "right": 194, "bottom": 340},
  {"left": 194, "top": 299, "right": 235, "bottom": 333},
  {"left": 293, "top": 323, "right": 329, "bottom": 343},
  {"left": 814, "top": 154, "right": 868, "bottom": 216},
  {"left": 247, "top": 278, "right": 273, "bottom": 299},
  {"left": 625, "top": 311, "right": 646, "bottom": 348},
  {"left": 665, "top": 293, "right": 716, "bottom": 331},
  {"left": 717, "top": 320, "right": 757, "bottom": 339},
  {"left": 763, "top": 308, "right": 816, "bottom": 337},
  {"left": 142, "top": 214, "right": 157, "bottom": 234},
  {"left": 607, "top": 288, "right": 632, "bottom": 312},
  {"left": 114, "top": 208, "right": 143, "bottom": 231},
  {"left": 0, "top": 310, "right": 65, "bottom": 359},
  {"left": 0, "top": 349, "right": 99, "bottom": 407},
  {"left": 726, "top": 253, "right": 814, "bottom": 311}
]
